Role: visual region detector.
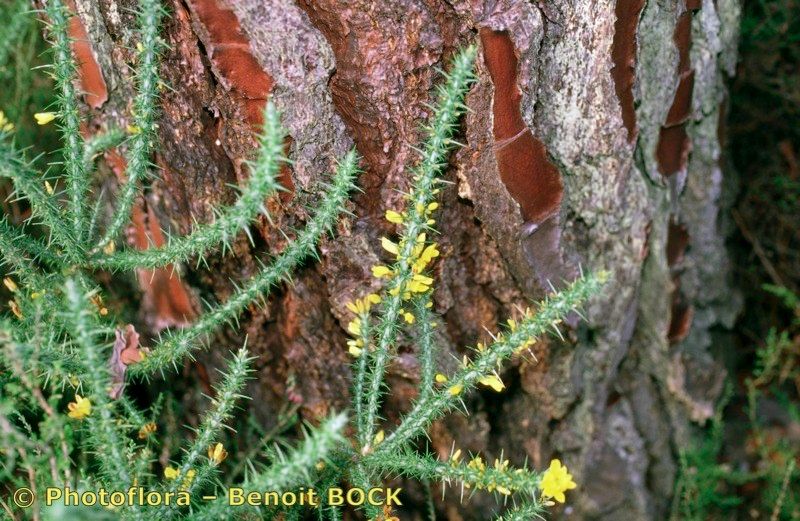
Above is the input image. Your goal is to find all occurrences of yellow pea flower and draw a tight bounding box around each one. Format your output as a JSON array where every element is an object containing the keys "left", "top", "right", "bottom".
[
  {"left": 478, "top": 374, "right": 505, "bottom": 392},
  {"left": 347, "top": 318, "right": 362, "bottom": 336},
  {"left": 372, "top": 265, "right": 392, "bottom": 278},
  {"left": 138, "top": 422, "right": 157, "bottom": 439},
  {"left": 385, "top": 210, "right": 404, "bottom": 224},
  {"left": 0, "top": 110, "right": 14, "bottom": 132},
  {"left": 3, "top": 278, "right": 18, "bottom": 292},
  {"left": 447, "top": 384, "right": 463, "bottom": 396},
  {"left": 8, "top": 300, "right": 22, "bottom": 319},
  {"left": 450, "top": 449, "right": 462, "bottom": 464},
  {"left": 381, "top": 237, "right": 399, "bottom": 256},
  {"left": 208, "top": 443, "right": 228, "bottom": 465},
  {"left": 539, "top": 459, "right": 577, "bottom": 503},
  {"left": 347, "top": 339, "right": 363, "bottom": 357},
  {"left": 34, "top": 112, "right": 57, "bottom": 125},
  {"left": 67, "top": 394, "right": 92, "bottom": 420}
]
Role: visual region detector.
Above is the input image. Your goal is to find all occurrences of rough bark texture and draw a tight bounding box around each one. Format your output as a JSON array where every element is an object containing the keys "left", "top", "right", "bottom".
[{"left": 68, "top": 0, "right": 741, "bottom": 518}]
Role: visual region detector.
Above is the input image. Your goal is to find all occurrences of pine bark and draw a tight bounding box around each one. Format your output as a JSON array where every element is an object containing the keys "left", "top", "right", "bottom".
[{"left": 67, "top": 0, "right": 741, "bottom": 518}]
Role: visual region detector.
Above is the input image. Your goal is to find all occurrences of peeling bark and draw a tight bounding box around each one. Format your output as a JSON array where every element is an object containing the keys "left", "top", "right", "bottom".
[
  {"left": 73, "top": 0, "right": 742, "bottom": 518},
  {"left": 66, "top": 0, "right": 108, "bottom": 108}
]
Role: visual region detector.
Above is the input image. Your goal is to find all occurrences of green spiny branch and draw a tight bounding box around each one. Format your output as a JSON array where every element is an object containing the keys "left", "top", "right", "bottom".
[
  {"left": 43, "top": 0, "right": 88, "bottom": 243},
  {"left": 129, "top": 149, "right": 358, "bottom": 376},
  {"left": 361, "top": 44, "right": 477, "bottom": 447},
  {"left": 374, "top": 272, "right": 606, "bottom": 457},
  {"left": 98, "top": 0, "right": 164, "bottom": 249},
  {"left": 90, "top": 102, "right": 285, "bottom": 271}
]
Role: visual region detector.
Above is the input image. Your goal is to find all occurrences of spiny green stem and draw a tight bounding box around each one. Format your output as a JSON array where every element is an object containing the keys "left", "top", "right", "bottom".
[
  {"left": 160, "top": 348, "right": 251, "bottom": 519},
  {"left": 90, "top": 103, "right": 285, "bottom": 271},
  {"left": 414, "top": 295, "right": 437, "bottom": 402},
  {"left": 0, "top": 217, "right": 46, "bottom": 285},
  {"left": 0, "top": 217, "right": 61, "bottom": 269},
  {"left": 375, "top": 272, "right": 606, "bottom": 456},
  {"left": 191, "top": 413, "right": 347, "bottom": 521},
  {"left": 129, "top": 150, "right": 358, "bottom": 377},
  {"left": 98, "top": 0, "right": 163, "bottom": 248},
  {"left": 63, "top": 279, "right": 132, "bottom": 491},
  {"left": 495, "top": 502, "right": 546, "bottom": 521},
  {"left": 363, "top": 46, "right": 476, "bottom": 447},
  {"left": 353, "top": 308, "right": 373, "bottom": 445},
  {"left": 0, "top": 141, "right": 80, "bottom": 259},
  {"left": 83, "top": 127, "right": 125, "bottom": 170},
  {"left": 44, "top": 0, "right": 88, "bottom": 243},
  {"left": 349, "top": 465, "right": 383, "bottom": 520},
  {"left": 363, "top": 450, "right": 542, "bottom": 499}
]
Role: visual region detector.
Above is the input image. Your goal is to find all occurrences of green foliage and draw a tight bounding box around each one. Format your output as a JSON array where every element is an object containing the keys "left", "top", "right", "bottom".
[
  {"left": 671, "top": 387, "right": 752, "bottom": 521},
  {"left": 673, "top": 287, "right": 800, "bottom": 520},
  {"left": 0, "top": 3, "right": 607, "bottom": 519},
  {"left": 0, "top": 0, "right": 58, "bottom": 156}
]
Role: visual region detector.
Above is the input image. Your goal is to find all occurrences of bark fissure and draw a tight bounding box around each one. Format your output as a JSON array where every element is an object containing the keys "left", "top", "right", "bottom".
[
  {"left": 656, "top": 5, "right": 699, "bottom": 178},
  {"left": 611, "top": 0, "right": 646, "bottom": 142}
]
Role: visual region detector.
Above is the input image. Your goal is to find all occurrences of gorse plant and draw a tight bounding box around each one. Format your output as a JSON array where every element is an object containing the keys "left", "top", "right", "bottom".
[{"left": 0, "top": 1, "right": 605, "bottom": 519}]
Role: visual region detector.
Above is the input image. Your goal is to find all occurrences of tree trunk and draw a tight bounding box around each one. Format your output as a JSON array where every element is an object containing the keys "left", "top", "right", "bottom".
[{"left": 68, "top": 0, "right": 741, "bottom": 518}]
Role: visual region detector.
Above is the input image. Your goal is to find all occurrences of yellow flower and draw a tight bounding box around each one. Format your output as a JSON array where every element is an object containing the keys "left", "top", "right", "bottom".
[
  {"left": 8, "top": 300, "right": 22, "bottom": 319},
  {"left": 450, "top": 449, "right": 462, "bottom": 464},
  {"left": 44, "top": 180, "right": 55, "bottom": 195},
  {"left": 346, "top": 294, "right": 381, "bottom": 314},
  {"left": 371, "top": 265, "right": 392, "bottom": 278},
  {"left": 381, "top": 237, "right": 399, "bottom": 256},
  {"left": 103, "top": 241, "right": 116, "bottom": 254},
  {"left": 34, "top": 112, "right": 57, "bottom": 125},
  {"left": 347, "top": 339, "right": 363, "bottom": 357},
  {"left": 208, "top": 443, "right": 228, "bottom": 465},
  {"left": 402, "top": 310, "right": 415, "bottom": 324},
  {"left": 138, "top": 422, "right": 157, "bottom": 439},
  {"left": 90, "top": 294, "right": 108, "bottom": 316},
  {"left": 3, "top": 278, "right": 18, "bottom": 293},
  {"left": 478, "top": 374, "right": 505, "bottom": 392},
  {"left": 0, "top": 110, "right": 14, "bottom": 132},
  {"left": 434, "top": 373, "right": 448, "bottom": 384},
  {"left": 182, "top": 469, "right": 196, "bottom": 490},
  {"left": 467, "top": 456, "right": 485, "bottom": 472},
  {"left": 447, "top": 383, "right": 463, "bottom": 396},
  {"left": 164, "top": 466, "right": 180, "bottom": 480},
  {"left": 539, "top": 459, "right": 576, "bottom": 503},
  {"left": 412, "top": 243, "right": 439, "bottom": 273},
  {"left": 67, "top": 394, "right": 92, "bottom": 420},
  {"left": 493, "top": 458, "right": 509, "bottom": 472},
  {"left": 373, "top": 430, "right": 385, "bottom": 446},
  {"left": 385, "top": 210, "right": 404, "bottom": 224},
  {"left": 347, "top": 317, "right": 362, "bottom": 336},
  {"left": 407, "top": 273, "right": 433, "bottom": 294}
]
